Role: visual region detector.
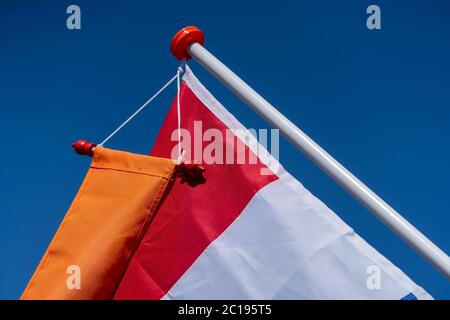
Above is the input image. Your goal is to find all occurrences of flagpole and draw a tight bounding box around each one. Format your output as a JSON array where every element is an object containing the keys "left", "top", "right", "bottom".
[{"left": 170, "top": 26, "right": 450, "bottom": 279}]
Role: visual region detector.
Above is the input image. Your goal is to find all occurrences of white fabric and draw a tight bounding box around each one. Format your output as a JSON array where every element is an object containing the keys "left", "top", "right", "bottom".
[{"left": 164, "top": 175, "right": 430, "bottom": 299}]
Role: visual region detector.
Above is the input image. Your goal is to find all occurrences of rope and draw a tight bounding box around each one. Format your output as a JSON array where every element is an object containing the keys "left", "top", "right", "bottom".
[
  {"left": 98, "top": 72, "right": 179, "bottom": 147},
  {"left": 176, "top": 65, "right": 183, "bottom": 163}
]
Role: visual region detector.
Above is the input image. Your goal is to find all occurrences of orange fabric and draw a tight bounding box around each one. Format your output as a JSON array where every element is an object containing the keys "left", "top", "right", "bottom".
[{"left": 21, "top": 147, "right": 175, "bottom": 300}]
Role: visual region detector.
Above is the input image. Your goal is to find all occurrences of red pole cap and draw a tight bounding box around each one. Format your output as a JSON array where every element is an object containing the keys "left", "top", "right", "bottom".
[
  {"left": 72, "top": 139, "right": 96, "bottom": 157},
  {"left": 170, "top": 26, "right": 204, "bottom": 60}
]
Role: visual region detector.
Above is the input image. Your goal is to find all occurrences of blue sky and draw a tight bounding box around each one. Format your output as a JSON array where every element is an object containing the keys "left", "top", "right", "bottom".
[{"left": 0, "top": 0, "right": 449, "bottom": 299}]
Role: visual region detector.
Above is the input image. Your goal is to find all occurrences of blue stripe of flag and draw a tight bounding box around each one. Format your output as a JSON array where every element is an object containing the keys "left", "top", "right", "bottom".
[{"left": 401, "top": 293, "right": 418, "bottom": 300}]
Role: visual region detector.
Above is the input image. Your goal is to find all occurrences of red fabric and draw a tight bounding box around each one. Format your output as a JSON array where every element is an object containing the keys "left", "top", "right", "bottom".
[{"left": 114, "top": 83, "right": 277, "bottom": 299}]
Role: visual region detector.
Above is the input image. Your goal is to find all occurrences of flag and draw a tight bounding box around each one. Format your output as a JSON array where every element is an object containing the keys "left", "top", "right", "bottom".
[
  {"left": 22, "top": 148, "right": 175, "bottom": 299},
  {"left": 23, "top": 66, "right": 431, "bottom": 300},
  {"left": 113, "top": 66, "right": 431, "bottom": 300}
]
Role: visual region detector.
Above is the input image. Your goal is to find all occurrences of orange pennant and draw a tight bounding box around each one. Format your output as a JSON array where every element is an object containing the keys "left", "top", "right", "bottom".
[{"left": 21, "top": 147, "right": 175, "bottom": 299}]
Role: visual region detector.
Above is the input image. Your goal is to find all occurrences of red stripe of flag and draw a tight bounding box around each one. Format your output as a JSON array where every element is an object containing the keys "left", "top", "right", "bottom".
[{"left": 114, "top": 83, "right": 277, "bottom": 299}]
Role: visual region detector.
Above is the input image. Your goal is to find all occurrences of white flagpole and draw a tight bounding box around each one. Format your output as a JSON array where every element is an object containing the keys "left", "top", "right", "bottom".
[{"left": 170, "top": 26, "right": 450, "bottom": 279}]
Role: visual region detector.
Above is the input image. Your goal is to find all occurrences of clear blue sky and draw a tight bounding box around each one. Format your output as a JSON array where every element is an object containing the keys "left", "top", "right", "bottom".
[{"left": 1, "top": 1, "right": 449, "bottom": 299}]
